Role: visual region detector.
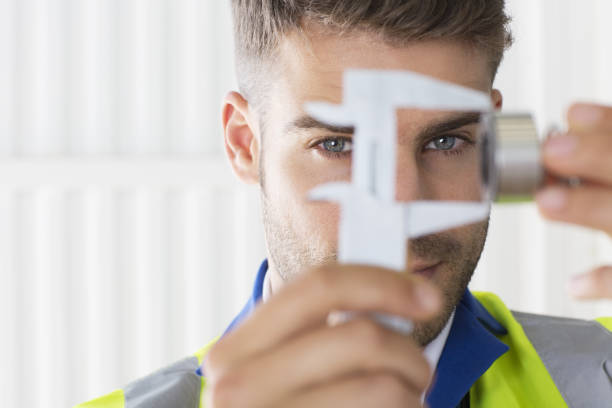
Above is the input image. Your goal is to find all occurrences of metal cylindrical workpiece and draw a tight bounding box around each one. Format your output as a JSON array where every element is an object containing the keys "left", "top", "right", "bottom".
[{"left": 486, "top": 113, "right": 544, "bottom": 202}]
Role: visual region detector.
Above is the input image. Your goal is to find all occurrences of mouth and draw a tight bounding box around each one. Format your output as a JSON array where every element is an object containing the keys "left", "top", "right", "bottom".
[{"left": 411, "top": 261, "right": 442, "bottom": 279}]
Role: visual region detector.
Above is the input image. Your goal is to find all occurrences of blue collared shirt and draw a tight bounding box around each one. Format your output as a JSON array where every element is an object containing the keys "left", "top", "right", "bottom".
[{"left": 219, "top": 260, "right": 509, "bottom": 408}]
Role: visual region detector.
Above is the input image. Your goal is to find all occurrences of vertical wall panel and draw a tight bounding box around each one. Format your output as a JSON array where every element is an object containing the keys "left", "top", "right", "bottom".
[
  {"left": 208, "top": 0, "right": 238, "bottom": 155},
  {"left": 83, "top": 189, "right": 122, "bottom": 399},
  {"left": 117, "top": 0, "right": 152, "bottom": 153},
  {"left": 596, "top": 0, "right": 612, "bottom": 103},
  {"left": 31, "top": 190, "right": 60, "bottom": 405},
  {"left": 473, "top": 206, "right": 523, "bottom": 307},
  {"left": 16, "top": 0, "right": 50, "bottom": 154},
  {"left": 47, "top": 0, "right": 69, "bottom": 153},
  {"left": 15, "top": 192, "right": 36, "bottom": 407},
  {"left": 181, "top": 189, "right": 218, "bottom": 352},
  {"left": 165, "top": 190, "right": 189, "bottom": 358},
  {"left": 494, "top": 1, "right": 545, "bottom": 122},
  {"left": 65, "top": 190, "right": 92, "bottom": 402},
  {"left": 514, "top": 206, "right": 546, "bottom": 314},
  {"left": 168, "top": 0, "right": 215, "bottom": 154},
  {"left": 0, "top": 192, "right": 17, "bottom": 406},
  {"left": 148, "top": 0, "right": 170, "bottom": 154},
  {"left": 0, "top": 0, "right": 16, "bottom": 155},
  {"left": 232, "top": 187, "right": 266, "bottom": 309},
  {"left": 66, "top": 0, "right": 117, "bottom": 153},
  {"left": 209, "top": 188, "right": 238, "bottom": 325},
  {"left": 133, "top": 190, "right": 170, "bottom": 374}
]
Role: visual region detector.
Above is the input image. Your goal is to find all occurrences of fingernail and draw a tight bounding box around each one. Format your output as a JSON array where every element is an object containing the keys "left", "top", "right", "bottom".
[
  {"left": 536, "top": 188, "right": 567, "bottom": 212},
  {"left": 570, "top": 105, "right": 602, "bottom": 125},
  {"left": 416, "top": 284, "right": 440, "bottom": 312},
  {"left": 544, "top": 134, "right": 577, "bottom": 157},
  {"left": 567, "top": 275, "right": 592, "bottom": 297}
]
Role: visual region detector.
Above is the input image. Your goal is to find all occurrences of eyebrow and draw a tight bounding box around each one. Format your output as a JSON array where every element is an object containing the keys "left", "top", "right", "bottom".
[
  {"left": 286, "top": 111, "right": 483, "bottom": 142},
  {"left": 404, "top": 111, "right": 483, "bottom": 146},
  {"left": 285, "top": 115, "right": 355, "bottom": 135}
]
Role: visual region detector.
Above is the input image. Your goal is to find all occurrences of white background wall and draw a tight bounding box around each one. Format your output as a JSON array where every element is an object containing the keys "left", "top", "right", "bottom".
[{"left": 0, "top": 1, "right": 611, "bottom": 407}]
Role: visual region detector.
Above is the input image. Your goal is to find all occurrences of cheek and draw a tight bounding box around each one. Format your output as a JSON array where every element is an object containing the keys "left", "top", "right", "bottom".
[
  {"left": 432, "top": 172, "right": 483, "bottom": 201},
  {"left": 417, "top": 159, "right": 484, "bottom": 201},
  {"left": 264, "top": 146, "right": 344, "bottom": 246},
  {"left": 454, "top": 220, "right": 488, "bottom": 245},
  {"left": 306, "top": 201, "right": 341, "bottom": 246}
]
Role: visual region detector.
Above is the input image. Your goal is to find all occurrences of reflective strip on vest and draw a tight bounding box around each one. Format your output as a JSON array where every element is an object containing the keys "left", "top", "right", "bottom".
[
  {"left": 513, "top": 311, "right": 612, "bottom": 408},
  {"left": 123, "top": 356, "right": 201, "bottom": 408}
]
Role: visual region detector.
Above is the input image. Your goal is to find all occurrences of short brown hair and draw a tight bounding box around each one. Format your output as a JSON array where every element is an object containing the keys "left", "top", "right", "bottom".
[{"left": 231, "top": 0, "right": 513, "bottom": 106}]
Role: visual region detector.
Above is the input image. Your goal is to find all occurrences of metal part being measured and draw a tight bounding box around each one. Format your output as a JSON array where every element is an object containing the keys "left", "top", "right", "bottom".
[{"left": 488, "top": 113, "right": 543, "bottom": 202}]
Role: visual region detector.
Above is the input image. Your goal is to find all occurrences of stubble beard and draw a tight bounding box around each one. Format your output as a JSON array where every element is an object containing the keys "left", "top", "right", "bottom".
[
  {"left": 409, "top": 227, "right": 487, "bottom": 346},
  {"left": 261, "top": 192, "right": 338, "bottom": 281}
]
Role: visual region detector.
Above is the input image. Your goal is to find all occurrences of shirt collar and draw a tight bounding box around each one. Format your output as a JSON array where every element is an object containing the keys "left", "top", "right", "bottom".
[
  {"left": 425, "top": 290, "right": 509, "bottom": 408},
  {"left": 262, "top": 263, "right": 273, "bottom": 302},
  {"left": 424, "top": 309, "right": 454, "bottom": 371},
  {"left": 223, "top": 259, "right": 510, "bottom": 408}
]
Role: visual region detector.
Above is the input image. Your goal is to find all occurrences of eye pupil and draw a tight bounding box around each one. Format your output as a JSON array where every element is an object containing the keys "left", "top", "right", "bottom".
[
  {"left": 323, "top": 139, "right": 345, "bottom": 153},
  {"left": 434, "top": 136, "right": 456, "bottom": 150}
]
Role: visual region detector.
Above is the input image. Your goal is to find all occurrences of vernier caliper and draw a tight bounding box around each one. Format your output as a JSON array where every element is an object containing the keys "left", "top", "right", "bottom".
[{"left": 306, "top": 70, "right": 493, "bottom": 333}]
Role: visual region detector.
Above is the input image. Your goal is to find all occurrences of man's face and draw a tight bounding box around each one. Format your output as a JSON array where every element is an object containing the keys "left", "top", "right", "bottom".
[{"left": 258, "top": 25, "right": 496, "bottom": 346}]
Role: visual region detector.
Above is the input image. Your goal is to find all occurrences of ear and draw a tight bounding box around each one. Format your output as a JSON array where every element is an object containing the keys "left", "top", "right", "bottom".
[
  {"left": 491, "top": 89, "right": 503, "bottom": 111},
  {"left": 222, "top": 91, "right": 260, "bottom": 185}
]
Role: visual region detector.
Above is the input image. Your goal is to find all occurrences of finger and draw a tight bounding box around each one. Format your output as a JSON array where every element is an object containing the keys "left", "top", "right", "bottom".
[
  {"left": 535, "top": 185, "right": 612, "bottom": 234},
  {"left": 567, "top": 103, "right": 612, "bottom": 133},
  {"left": 272, "top": 373, "right": 423, "bottom": 408},
  {"left": 206, "top": 264, "right": 441, "bottom": 376},
  {"left": 210, "top": 318, "right": 430, "bottom": 407},
  {"left": 542, "top": 130, "right": 612, "bottom": 186},
  {"left": 567, "top": 266, "right": 612, "bottom": 300}
]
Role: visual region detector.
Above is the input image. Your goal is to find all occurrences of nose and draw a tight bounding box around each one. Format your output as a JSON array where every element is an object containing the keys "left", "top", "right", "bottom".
[{"left": 394, "top": 152, "right": 422, "bottom": 203}]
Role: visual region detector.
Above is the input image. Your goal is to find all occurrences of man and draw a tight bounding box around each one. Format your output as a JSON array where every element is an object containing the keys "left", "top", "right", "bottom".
[{"left": 79, "top": 1, "right": 612, "bottom": 407}]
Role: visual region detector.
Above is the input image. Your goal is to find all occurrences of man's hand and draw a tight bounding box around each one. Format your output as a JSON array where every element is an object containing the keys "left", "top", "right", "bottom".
[
  {"left": 203, "top": 264, "right": 442, "bottom": 408},
  {"left": 536, "top": 103, "right": 612, "bottom": 299}
]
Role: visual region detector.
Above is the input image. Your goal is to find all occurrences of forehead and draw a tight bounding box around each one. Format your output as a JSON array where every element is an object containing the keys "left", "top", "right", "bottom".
[{"left": 274, "top": 23, "right": 492, "bottom": 109}]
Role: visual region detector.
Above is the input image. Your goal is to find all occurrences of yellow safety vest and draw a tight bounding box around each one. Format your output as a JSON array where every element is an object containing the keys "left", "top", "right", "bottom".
[{"left": 77, "top": 292, "right": 612, "bottom": 408}]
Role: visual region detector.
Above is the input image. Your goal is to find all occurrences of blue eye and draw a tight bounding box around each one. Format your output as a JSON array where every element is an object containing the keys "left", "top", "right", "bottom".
[
  {"left": 322, "top": 138, "right": 351, "bottom": 153},
  {"left": 427, "top": 136, "right": 457, "bottom": 151},
  {"left": 317, "top": 137, "right": 353, "bottom": 157}
]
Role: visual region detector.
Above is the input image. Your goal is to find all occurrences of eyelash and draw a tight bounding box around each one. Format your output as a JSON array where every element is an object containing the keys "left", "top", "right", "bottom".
[
  {"left": 423, "top": 134, "right": 475, "bottom": 157},
  {"left": 313, "top": 136, "right": 353, "bottom": 159}
]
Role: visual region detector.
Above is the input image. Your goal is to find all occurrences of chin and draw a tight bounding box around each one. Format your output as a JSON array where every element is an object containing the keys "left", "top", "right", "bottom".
[{"left": 412, "top": 262, "right": 475, "bottom": 346}]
